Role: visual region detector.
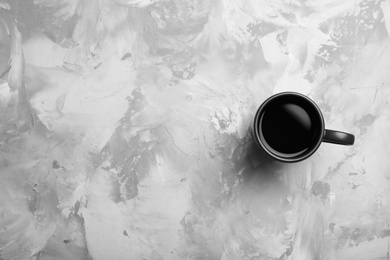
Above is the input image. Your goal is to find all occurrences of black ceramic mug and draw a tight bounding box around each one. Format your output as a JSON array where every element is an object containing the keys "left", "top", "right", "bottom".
[{"left": 252, "top": 92, "right": 355, "bottom": 163}]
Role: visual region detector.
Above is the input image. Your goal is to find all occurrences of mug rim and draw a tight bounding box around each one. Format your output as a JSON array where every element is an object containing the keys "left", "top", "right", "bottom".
[{"left": 253, "top": 92, "right": 325, "bottom": 163}]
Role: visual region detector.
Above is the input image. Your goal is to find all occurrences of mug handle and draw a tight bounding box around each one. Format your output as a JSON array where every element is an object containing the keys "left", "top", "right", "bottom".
[{"left": 323, "top": 129, "right": 355, "bottom": 145}]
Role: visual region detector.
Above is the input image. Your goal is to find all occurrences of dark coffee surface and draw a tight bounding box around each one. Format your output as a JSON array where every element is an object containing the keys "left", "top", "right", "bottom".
[{"left": 261, "top": 102, "right": 316, "bottom": 154}]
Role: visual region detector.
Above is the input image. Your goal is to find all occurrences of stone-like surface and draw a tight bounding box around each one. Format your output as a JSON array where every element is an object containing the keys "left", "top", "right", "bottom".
[{"left": 1, "top": 0, "right": 390, "bottom": 259}]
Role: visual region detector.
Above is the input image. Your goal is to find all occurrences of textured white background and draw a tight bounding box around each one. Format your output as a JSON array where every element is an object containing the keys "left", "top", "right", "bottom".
[{"left": 1, "top": 0, "right": 390, "bottom": 259}]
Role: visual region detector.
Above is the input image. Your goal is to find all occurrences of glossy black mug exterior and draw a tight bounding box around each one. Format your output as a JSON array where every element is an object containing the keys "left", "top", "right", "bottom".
[{"left": 252, "top": 92, "right": 355, "bottom": 163}]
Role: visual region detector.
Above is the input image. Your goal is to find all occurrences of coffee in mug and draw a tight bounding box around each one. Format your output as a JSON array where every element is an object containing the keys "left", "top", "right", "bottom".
[{"left": 252, "top": 92, "right": 354, "bottom": 163}]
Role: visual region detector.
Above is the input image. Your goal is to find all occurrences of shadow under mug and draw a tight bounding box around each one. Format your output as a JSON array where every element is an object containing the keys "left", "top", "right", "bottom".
[{"left": 252, "top": 92, "right": 355, "bottom": 163}]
